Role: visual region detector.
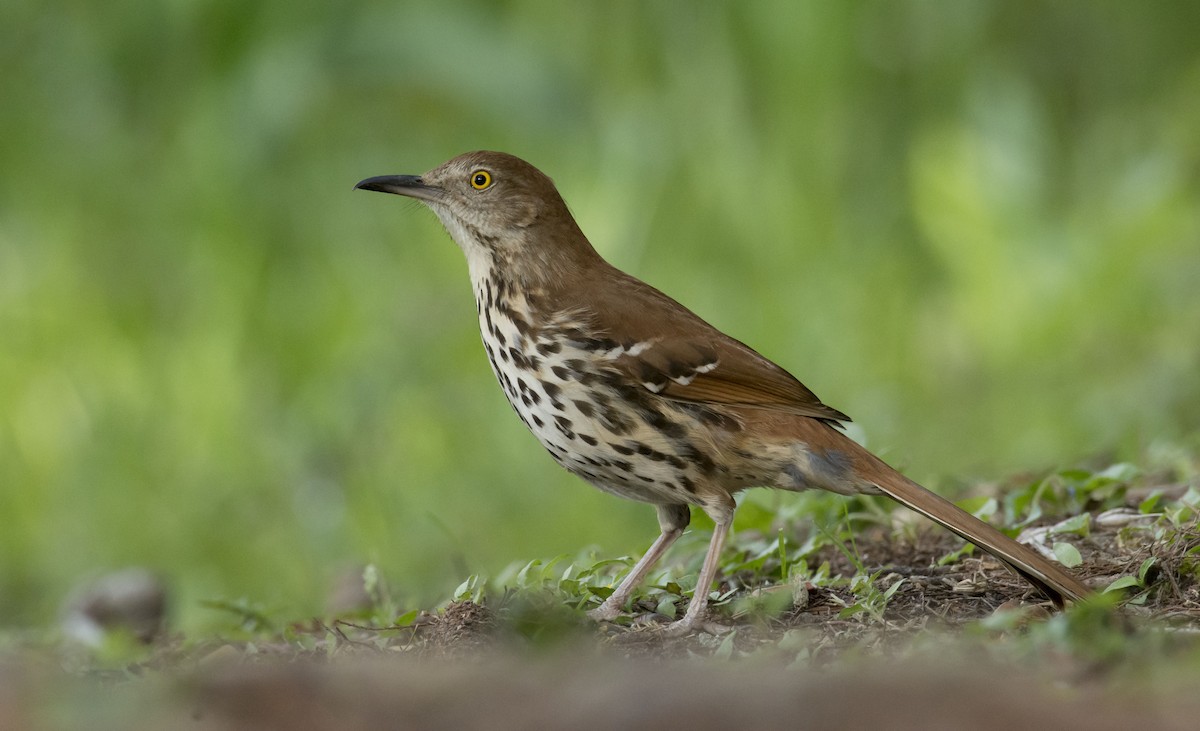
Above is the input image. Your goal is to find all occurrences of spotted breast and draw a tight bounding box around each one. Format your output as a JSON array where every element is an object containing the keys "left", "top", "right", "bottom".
[{"left": 472, "top": 266, "right": 779, "bottom": 508}]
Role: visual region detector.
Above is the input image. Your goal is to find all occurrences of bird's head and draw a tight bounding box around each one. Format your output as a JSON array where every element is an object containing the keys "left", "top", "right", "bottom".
[{"left": 356, "top": 151, "right": 593, "bottom": 278}]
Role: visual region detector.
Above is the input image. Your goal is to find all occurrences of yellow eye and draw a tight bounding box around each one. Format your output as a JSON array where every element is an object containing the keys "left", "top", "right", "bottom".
[{"left": 470, "top": 170, "right": 493, "bottom": 190}]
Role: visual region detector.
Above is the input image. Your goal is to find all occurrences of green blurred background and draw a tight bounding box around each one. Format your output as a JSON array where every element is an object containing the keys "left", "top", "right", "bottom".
[{"left": 2, "top": 0, "right": 1198, "bottom": 631}]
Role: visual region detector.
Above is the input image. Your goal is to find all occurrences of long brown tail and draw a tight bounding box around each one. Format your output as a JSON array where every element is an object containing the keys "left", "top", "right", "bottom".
[{"left": 856, "top": 453, "right": 1091, "bottom": 606}]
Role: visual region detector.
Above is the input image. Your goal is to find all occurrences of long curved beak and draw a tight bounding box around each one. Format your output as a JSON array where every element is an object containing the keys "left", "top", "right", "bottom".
[{"left": 354, "top": 175, "right": 443, "bottom": 202}]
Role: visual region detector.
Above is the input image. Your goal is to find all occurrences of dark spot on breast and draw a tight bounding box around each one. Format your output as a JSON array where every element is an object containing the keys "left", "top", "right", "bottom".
[
  {"left": 579, "top": 434, "right": 598, "bottom": 447},
  {"left": 537, "top": 341, "right": 562, "bottom": 355},
  {"left": 641, "top": 409, "right": 687, "bottom": 440},
  {"left": 577, "top": 372, "right": 601, "bottom": 386},
  {"left": 600, "top": 406, "right": 633, "bottom": 435},
  {"left": 677, "top": 442, "right": 715, "bottom": 474},
  {"left": 610, "top": 443, "right": 635, "bottom": 456},
  {"left": 540, "top": 381, "right": 563, "bottom": 408},
  {"left": 572, "top": 400, "right": 595, "bottom": 417},
  {"left": 679, "top": 475, "right": 697, "bottom": 493},
  {"left": 551, "top": 365, "right": 569, "bottom": 380},
  {"left": 554, "top": 415, "right": 575, "bottom": 439},
  {"left": 531, "top": 415, "right": 544, "bottom": 428}
]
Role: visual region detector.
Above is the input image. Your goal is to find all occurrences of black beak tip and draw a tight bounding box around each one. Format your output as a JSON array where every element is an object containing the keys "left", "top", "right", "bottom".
[
  {"left": 354, "top": 176, "right": 395, "bottom": 193},
  {"left": 353, "top": 174, "right": 437, "bottom": 200}
]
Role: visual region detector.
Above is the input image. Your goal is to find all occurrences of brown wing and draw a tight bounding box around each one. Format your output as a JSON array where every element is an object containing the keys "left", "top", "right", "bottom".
[
  {"left": 561, "top": 263, "right": 850, "bottom": 425},
  {"left": 615, "top": 334, "right": 850, "bottom": 424}
]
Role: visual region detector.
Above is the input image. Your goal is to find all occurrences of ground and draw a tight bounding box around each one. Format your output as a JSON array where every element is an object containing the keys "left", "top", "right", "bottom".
[{"left": 3, "top": 457, "right": 1200, "bottom": 729}]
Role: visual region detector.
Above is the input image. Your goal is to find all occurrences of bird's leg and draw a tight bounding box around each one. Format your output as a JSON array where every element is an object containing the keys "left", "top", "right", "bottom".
[
  {"left": 665, "top": 513, "right": 731, "bottom": 636},
  {"left": 588, "top": 504, "right": 690, "bottom": 622}
]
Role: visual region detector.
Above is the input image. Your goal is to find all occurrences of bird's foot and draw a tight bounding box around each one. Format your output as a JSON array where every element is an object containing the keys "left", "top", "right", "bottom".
[{"left": 586, "top": 601, "right": 623, "bottom": 623}]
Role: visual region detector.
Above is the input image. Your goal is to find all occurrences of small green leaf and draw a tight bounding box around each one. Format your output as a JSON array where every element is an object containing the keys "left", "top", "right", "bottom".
[
  {"left": 453, "top": 575, "right": 484, "bottom": 602},
  {"left": 1138, "top": 492, "right": 1162, "bottom": 514},
  {"left": 713, "top": 630, "right": 737, "bottom": 659},
  {"left": 1097, "top": 463, "right": 1138, "bottom": 482},
  {"left": 838, "top": 603, "right": 866, "bottom": 619},
  {"left": 938, "top": 542, "right": 976, "bottom": 566},
  {"left": 1053, "top": 542, "right": 1083, "bottom": 567},
  {"left": 1103, "top": 575, "right": 1141, "bottom": 593},
  {"left": 956, "top": 496, "right": 998, "bottom": 520},
  {"left": 882, "top": 577, "right": 907, "bottom": 600},
  {"left": 587, "top": 586, "right": 614, "bottom": 600},
  {"left": 516, "top": 558, "right": 545, "bottom": 586},
  {"left": 1051, "top": 513, "right": 1091, "bottom": 537},
  {"left": 1127, "top": 589, "right": 1151, "bottom": 606}
]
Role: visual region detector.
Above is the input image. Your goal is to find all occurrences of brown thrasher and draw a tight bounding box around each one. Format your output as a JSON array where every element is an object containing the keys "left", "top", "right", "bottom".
[{"left": 356, "top": 151, "right": 1090, "bottom": 634}]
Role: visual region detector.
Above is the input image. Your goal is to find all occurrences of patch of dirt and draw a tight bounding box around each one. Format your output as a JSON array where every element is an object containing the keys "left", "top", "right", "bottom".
[{"left": 421, "top": 598, "right": 498, "bottom": 656}]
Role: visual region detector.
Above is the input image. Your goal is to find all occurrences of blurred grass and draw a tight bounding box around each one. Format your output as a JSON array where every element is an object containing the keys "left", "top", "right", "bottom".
[{"left": 1, "top": 0, "right": 1199, "bottom": 630}]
